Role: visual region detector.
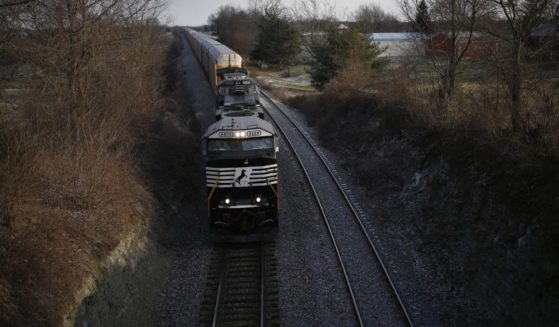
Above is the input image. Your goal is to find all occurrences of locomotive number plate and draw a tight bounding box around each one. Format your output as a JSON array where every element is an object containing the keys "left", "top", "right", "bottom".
[
  {"left": 218, "top": 131, "right": 235, "bottom": 137},
  {"left": 246, "top": 130, "right": 261, "bottom": 137}
]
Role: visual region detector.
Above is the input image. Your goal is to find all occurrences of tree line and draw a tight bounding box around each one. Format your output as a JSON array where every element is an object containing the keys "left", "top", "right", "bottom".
[
  {"left": 208, "top": 0, "right": 559, "bottom": 144},
  {"left": 400, "top": 0, "right": 559, "bottom": 131}
]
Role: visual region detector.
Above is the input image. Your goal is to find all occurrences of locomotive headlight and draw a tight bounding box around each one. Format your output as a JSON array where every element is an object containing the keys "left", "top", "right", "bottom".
[
  {"left": 235, "top": 131, "right": 241, "bottom": 138},
  {"left": 256, "top": 196, "right": 262, "bottom": 203},
  {"left": 225, "top": 197, "right": 231, "bottom": 205},
  {"left": 240, "top": 131, "right": 246, "bottom": 138}
]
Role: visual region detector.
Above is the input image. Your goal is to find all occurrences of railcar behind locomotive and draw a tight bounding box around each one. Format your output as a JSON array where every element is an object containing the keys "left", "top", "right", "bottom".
[
  {"left": 204, "top": 112, "right": 279, "bottom": 242},
  {"left": 185, "top": 27, "right": 244, "bottom": 90}
]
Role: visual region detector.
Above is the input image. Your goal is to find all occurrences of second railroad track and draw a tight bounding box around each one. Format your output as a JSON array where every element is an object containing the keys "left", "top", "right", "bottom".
[{"left": 261, "top": 90, "right": 413, "bottom": 327}]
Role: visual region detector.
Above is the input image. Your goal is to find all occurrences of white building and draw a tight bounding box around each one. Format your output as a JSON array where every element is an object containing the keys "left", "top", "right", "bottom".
[{"left": 370, "top": 33, "right": 424, "bottom": 60}]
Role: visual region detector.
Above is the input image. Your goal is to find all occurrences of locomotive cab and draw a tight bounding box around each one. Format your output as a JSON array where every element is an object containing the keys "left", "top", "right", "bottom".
[{"left": 204, "top": 113, "right": 279, "bottom": 242}]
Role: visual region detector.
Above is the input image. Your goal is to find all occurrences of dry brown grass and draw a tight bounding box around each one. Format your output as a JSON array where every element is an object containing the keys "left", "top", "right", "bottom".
[
  {"left": 1, "top": 146, "right": 150, "bottom": 325},
  {"left": 372, "top": 63, "right": 559, "bottom": 157},
  {"left": 0, "top": 21, "right": 170, "bottom": 326},
  {"left": 323, "top": 68, "right": 369, "bottom": 100},
  {"left": 268, "top": 88, "right": 291, "bottom": 103},
  {"left": 291, "top": 61, "right": 559, "bottom": 160}
]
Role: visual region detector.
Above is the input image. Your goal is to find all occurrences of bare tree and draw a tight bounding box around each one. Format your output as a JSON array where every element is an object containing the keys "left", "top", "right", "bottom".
[
  {"left": 0, "top": 0, "right": 36, "bottom": 8},
  {"left": 4, "top": 0, "right": 165, "bottom": 143},
  {"left": 290, "top": 0, "right": 337, "bottom": 67},
  {"left": 208, "top": 5, "right": 257, "bottom": 57},
  {"left": 291, "top": 0, "right": 337, "bottom": 34},
  {"left": 486, "top": 0, "right": 557, "bottom": 131},
  {"left": 249, "top": 0, "right": 284, "bottom": 18},
  {"left": 1, "top": 1, "right": 170, "bottom": 323},
  {"left": 352, "top": 3, "right": 398, "bottom": 34},
  {"left": 400, "top": 0, "right": 488, "bottom": 108}
]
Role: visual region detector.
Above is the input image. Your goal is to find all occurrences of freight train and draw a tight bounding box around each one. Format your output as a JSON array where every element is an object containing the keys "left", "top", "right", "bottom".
[
  {"left": 185, "top": 28, "right": 263, "bottom": 121},
  {"left": 185, "top": 28, "right": 279, "bottom": 242}
]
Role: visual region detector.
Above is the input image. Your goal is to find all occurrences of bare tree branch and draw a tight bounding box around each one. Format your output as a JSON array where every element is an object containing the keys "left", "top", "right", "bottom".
[{"left": 0, "top": 0, "right": 36, "bottom": 8}]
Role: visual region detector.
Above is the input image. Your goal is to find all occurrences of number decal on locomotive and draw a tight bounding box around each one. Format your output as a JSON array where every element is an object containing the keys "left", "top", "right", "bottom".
[
  {"left": 246, "top": 130, "right": 261, "bottom": 137},
  {"left": 218, "top": 131, "right": 235, "bottom": 137}
]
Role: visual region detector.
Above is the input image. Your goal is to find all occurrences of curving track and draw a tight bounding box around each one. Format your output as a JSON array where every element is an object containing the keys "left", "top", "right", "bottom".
[{"left": 260, "top": 90, "right": 413, "bottom": 327}]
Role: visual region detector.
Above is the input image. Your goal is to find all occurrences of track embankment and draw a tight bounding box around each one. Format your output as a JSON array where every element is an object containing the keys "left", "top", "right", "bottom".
[
  {"left": 76, "top": 27, "right": 208, "bottom": 326},
  {"left": 287, "top": 89, "right": 559, "bottom": 326},
  {"left": 1, "top": 27, "right": 205, "bottom": 326}
]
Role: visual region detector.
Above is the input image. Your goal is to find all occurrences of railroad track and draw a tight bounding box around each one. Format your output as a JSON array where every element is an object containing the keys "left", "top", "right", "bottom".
[
  {"left": 261, "top": 90, "right": 413, "bottom": 327},
  {"left": 199, "top": 242, "right": 279, "bottom": 327}
]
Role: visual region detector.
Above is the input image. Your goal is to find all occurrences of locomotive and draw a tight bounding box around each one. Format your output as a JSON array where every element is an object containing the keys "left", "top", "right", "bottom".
[
  {"left": 216, "top": 74, "right": 263, "bottom": 120},
  {"left": 186, "top": 27, "right": 280, "bottom": 241},
  {"left": 203, "top": 112, "right": 279, "bottom": 242}
]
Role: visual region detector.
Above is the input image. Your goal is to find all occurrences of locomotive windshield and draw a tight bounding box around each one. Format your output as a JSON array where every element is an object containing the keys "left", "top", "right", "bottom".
[{"left": 208, "top": 137, "right": 273, "bottom": 152}]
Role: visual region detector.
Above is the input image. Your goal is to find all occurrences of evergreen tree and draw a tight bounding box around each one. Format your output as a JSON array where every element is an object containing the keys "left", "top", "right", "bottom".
[
  {"left": 310, "top": 28, "right": 383, "bottom": 86},
  {"left": 250, "top": 13, "right": 301, "bottom": 67},
  {"left": 309, "top": 31, "right": 340, "bottom": 85},
  {"left": 415, "top": 0, "right": 431, "bottom": 34}
]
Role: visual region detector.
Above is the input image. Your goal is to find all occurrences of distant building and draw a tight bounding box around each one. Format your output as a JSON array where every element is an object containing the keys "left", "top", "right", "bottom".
[
  {"left": 423, "top": 32, "right": 497, "bottom": 60},
  {"left": 369, "top": 33, "right": 424, "bottom": 59}
]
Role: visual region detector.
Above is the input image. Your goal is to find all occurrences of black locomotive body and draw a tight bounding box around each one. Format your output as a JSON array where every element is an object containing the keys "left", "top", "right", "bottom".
[
  {"left": 216, "top": 74, "right": 263, "bottom": 120},
  {"left": 204, "top": 113, "right": 279, "bottom": 242}
]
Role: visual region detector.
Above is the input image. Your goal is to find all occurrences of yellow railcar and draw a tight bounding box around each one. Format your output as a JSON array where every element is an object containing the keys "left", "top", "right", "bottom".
[{"left": 185, "top": 28, "right": 244, "bottom": 90}]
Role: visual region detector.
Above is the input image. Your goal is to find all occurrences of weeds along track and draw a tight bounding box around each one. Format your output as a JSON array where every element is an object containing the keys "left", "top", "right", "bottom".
[
  {"left": 261, "top": 90, "right": 413, "bottom": 327},
  {"left": 199, "top": 242, "right": 279, "bottom": 327}
]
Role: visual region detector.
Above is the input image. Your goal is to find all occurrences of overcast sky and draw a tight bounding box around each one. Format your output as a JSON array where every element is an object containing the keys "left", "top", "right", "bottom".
[{"left": 164, "top": 0, "right": 402, "bottom": 26}]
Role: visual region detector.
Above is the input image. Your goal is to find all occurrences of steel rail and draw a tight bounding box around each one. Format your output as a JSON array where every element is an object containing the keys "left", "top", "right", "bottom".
[
  {"left": 211, "top": 248, "right": 226, "bottom": 327},
  {"left": 210, "top": 244, "right": 267, "bottom": 327},
  {"left": 260, "top": 242, "right": 265, "bottom": 327},
  {"left": 260, "top": 95, "right": 364, "bottom": 327},
  {"left": 261, "top": 90, "right": 413, "bottom": 327}
]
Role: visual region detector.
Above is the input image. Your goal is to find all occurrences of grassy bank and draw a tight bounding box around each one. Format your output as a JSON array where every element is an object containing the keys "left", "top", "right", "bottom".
[
  {"left": 0, "top": 20, "right": 177, "bottom": 326},
  {"left": 289, "top": 74, "right": 559, "bottom": 324}
]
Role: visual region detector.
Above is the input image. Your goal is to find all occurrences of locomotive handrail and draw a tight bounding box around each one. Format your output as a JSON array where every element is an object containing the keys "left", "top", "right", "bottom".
[
  {"left": 207, "top": 175, "right": 220, "bottom": 215},
  {"left": 268, "top": 183, "right": 280, "bottom": 211}
]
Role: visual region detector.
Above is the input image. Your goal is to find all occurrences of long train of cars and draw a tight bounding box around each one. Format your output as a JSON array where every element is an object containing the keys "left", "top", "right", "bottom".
[{"left": 185, "top": 28, "right": 279, "bottom": 242}]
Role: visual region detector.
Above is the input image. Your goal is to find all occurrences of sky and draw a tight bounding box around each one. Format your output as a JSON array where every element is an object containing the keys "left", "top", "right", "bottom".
[{"left": 164, "top": 0, "right": 402, "bottom": 27}]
